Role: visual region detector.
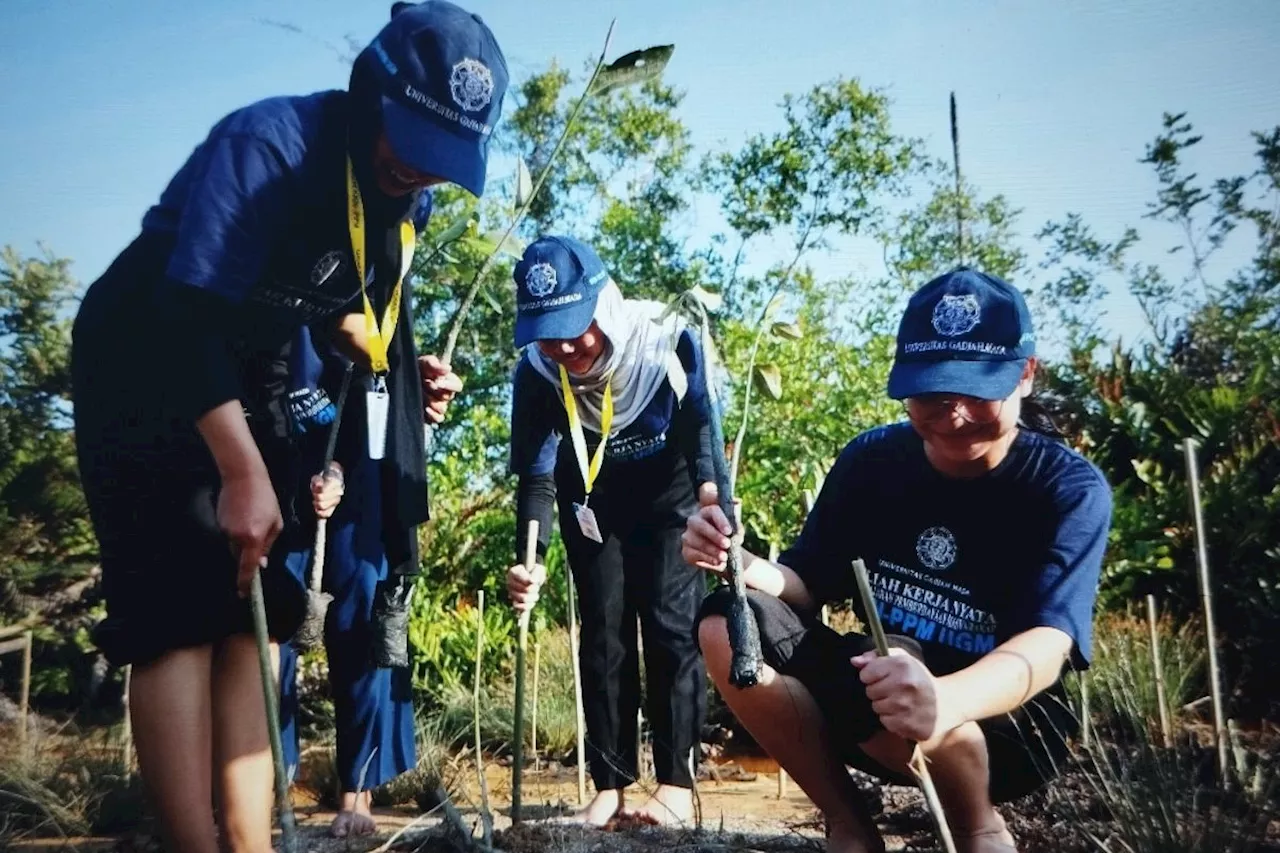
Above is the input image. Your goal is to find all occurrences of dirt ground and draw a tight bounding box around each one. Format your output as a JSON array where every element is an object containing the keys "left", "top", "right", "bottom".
[{"left": 9, "top": 756, "right": 945, "bottom": 853}]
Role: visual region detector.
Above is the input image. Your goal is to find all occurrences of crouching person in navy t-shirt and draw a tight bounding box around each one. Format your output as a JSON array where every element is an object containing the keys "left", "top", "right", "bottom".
[{"left": 683, "top": 268, "right": 1113, "bottom": 853}]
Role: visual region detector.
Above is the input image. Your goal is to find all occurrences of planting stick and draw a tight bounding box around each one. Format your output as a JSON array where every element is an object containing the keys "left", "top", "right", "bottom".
[
  {"left": 1080, "top": 673, "right": 1091, "bottom": 749},
  {"left": 249, "top": 568, "right": 299, "bottom": 853},
  {"left": 121, "top": 664, "right": 134, "bottom": 772},
  {"left": 567, "top": 569, "right": 587, "bottom": 804},
  {"left": 852, "top": 558, "right": 957, "bottom": 853},
  {"left": 532, "top": 639, "right": 541, "bottom": 770},
  {"left": 473, "top": 590, "right": 493, "bottom": 845},
  {"left": 699, "top": 330, "right": 763, "bottom": 689},
  {"left": 20, "top": 629, "right": 31, "bottom": 753},
  {"left": 511, "top": 519, "right": 539, "bottom": 824},
  {"left": 1183, "top": 438, "right": 1228, "bottom": 781},
  {"left": 295, "top": 363, "right": 354, "bottom": 651},
  {"left": 1146, "top": 594, "right": 1172, "bottom": 747}
]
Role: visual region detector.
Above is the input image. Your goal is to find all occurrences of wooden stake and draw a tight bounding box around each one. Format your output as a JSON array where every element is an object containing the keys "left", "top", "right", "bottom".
[
  {"left": 567, "top": 569, "right": 588, "bottom": 804},
  {"left": 512, "top": 520, "right": 539, "bottom": 824},
  {"left": 1146, "top": 594, "right": 1172, "bottom": 747},
  {"left": 1080, "top": 673, "right": 1091, "bottom": 750},
  {"left": 1183, "top": 438, "right": 1229, "bottom": 781},
  {"left": 121, "top": 663, "right": 134, "bottom": 772},
  {"left": 532, "top": 639, "right": 541, "bottom": 771},
  {"left": 20, "top": 630, "right": 32, "bottom": 754},
  {"left": 851, "top": 559, "right": 957, "bottom": 853},
  {"left": 474, "top": 590, "right": 493, "bottom": 845},
  {"left": 249, "top": 570, "right": 298, "bottom": 853}
]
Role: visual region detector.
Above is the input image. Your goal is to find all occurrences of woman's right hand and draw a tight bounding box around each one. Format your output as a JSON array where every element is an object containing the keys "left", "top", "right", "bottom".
[
  {"left": 682, "top": 481, "right": 736, "bottom": 575},
  {"left": 507, "top": 561, "right": 547, "bottom": 614},
  {"left": 218, "top": 471, "right": 284, "bottom": 598}
]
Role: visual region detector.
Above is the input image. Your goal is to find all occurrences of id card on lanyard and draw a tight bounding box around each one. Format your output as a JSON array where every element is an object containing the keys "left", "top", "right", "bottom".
[
  {"left": 559, "top": 363, "right": 613, "bottom": 543},
  {"left": 346, "top": 156, "right": 416, "bottom": 459}
]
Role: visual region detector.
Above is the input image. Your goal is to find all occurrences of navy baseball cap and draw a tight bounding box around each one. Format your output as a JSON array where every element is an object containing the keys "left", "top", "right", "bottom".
[
  {"left": 362, "top": 1, "right": 508, "bottom": 197},
  {"left": 887, "top": 267, "right": 1036, "bottom": 401},
  {"left": 513, "top": 236, "right": 610, "bottom": 348}
]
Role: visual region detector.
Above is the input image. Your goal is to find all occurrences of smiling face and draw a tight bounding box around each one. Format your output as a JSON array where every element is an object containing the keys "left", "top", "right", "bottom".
[
  {"left": 536, "top": 321, "right": 607, "bottom": 376},
  {"left": 905, "top": 358, "right": 1039, "bottom": 477},
  {"left": 372, "top": 131, "right": 445, "bottom": 196}
]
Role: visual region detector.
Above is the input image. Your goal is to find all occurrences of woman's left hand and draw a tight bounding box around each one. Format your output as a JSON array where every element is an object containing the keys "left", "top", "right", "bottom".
[
  {"left": 419, "top": 354, "right": 463, "bottom": 425},
  {"left": 852, "top": 649, "right": 959, "bottom": 747},
  {"left": 310, "top": 463, "right": 345, "bottom": 519}
]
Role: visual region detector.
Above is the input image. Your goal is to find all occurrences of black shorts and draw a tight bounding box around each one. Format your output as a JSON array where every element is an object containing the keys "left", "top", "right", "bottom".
[
  {"left": 699, "top": 588, "right": 1076, "bottom": 804},
  {"left": 72, "top": 240, "right": 307, "bottom": 668}
]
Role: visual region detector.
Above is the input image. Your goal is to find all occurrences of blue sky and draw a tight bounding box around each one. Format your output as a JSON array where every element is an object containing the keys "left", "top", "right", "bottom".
[{"left": 2, "top": 0, "right": 1278, "bottom": 346}]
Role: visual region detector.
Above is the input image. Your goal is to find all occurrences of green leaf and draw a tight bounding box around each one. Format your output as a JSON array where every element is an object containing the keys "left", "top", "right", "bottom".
[
  {"left": 753, "top": 363, "right": 783, "bottom": 400},
  {"left": 481, "top": 290, "right": 502, "bottom": 313},
  {"left": 434, "top": 211, "right": 474, "bottom": 248},
  {"left": 771, "top": 321, "right": 803, "bottom": 340},
  {"left": 515, "top": 158, "right": 533, "bottom": 209},
  {"left": 591, "top": 45, "right": 675, "bottom": 96},
  {"left": 460, "top": 232, "right": 526, "bottom": 260},
  {"left": 763, "top": 291, "right": 785, "bottom": 323}
]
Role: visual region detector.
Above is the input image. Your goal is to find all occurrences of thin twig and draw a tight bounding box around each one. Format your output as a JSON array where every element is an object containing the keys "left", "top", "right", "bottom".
[
  {"left": 439, "top": 18, "right": 617, "bottom": 364},
  {"left": 950, "top": 92, "right": 966, "bottom": 264}
]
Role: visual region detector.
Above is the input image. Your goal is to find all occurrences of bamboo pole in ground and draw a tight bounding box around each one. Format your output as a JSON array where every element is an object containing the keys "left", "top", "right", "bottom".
[
  {"left": 512, "top": 520, "right": 539, "bottom": 824},
  {"left": 248, "top": 571, "right": 298, "bottom": 853},
  {"left": 766, "top": 541, "right": 789, "bottom": 800},
  {"left": 532, "top": 640, "right": 541, "bottom": 771},
  {"left": 121, "top": 664, "right": 134, "bottom": 772},
  {"left": 567, "top": 568, "right": 588, "bottom": 804},
  {"left": 1080, "top": 673, "right": 1091, "bottom": 750},
  {"left": 1183, "top": 438, "right": 1229, "bottom": 781},
  {"left": 852, "top": 558, "right": 957, "bottom": 853},
  {"left": 20, "top": 630, "right": 32, "bottom": 753},
  {"left": 473, "top": 590, "right": 493, "bottom": 846},
  {"left": 0, "top": 629, "right": 33, "bottom": 755},
  {"left": 1146, "top": 594, "right": 1172, "bottom": 748}
]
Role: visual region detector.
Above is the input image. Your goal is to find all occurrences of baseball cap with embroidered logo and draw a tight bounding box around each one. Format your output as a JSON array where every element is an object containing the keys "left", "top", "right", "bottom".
[
  {"left": 887, "top": 267, "right": 1036, "bottom": 402},
  {"left": 361, "top": 1, "right": 509, "bottom": 197}
]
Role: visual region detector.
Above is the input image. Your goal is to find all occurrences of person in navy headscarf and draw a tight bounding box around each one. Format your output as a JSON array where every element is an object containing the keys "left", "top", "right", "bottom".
[
  {"left": 277, "top": 314, "right": 423, "bottom": 839},
  {"left": 69, "top": 4, "right": 507, "bottom": 851}
]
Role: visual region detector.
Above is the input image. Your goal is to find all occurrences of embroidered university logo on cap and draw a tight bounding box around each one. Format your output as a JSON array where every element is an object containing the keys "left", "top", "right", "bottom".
[
  {"left": 449, "top": 58, "right": 494, "bottom": 111},
  {"left": 916, "top": 526, "right": 957, "bottom": 571},
  {"left": 525, "top": 262, "right": 557, "bottom": 298},
  {"left": 932, "top": 293, "right": 981, "bottom": 337}
]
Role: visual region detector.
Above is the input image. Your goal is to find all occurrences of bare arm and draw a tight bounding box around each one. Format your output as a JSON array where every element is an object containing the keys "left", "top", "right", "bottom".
[
  {"left": 855, "top": 624, "right": 1074, "bottom": 745},
  {"left": 937, "top": 626, "right": 1072, "bottom": 724},
  {"left": 196, "top": 401, "right": 283, "bottom": 596},
  {"left": 329, "top": 312, "right": 372, "bottom": 368}
]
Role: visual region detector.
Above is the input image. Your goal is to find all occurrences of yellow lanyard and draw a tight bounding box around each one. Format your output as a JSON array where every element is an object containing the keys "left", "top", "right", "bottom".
[
  {"left": 346, "top": 156, "right": 416, "bottom": 377},
  {"left": 559, "top": 364, "right": 614, "bottom": 500}
]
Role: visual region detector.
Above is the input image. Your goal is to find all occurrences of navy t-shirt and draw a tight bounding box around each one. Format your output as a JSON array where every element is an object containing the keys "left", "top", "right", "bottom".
[
  {"left": 145, "top": 91, "right": 376, "bottom": 328},
  {"left": 779, "top": 423, "right": 1112, "bottom": 675},
  {"left": 509, "top": 329, "right": 712, "bottom": 485}
]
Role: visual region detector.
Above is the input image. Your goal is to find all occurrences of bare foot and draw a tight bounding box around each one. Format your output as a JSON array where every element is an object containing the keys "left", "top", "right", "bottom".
[
  {"left": 551, "top": 789, "right": 624, "bottom": 827},
  {"left": 330, "top": 790, "right": 377, "bottom": 838},
  {"left": 955, "top": 810, "right": 1017, "bottom": 852},
  {"left": 825, "top": 816, "right": 886, "bottom": 853},
  {"left": 621, "top": 784, "right": 694, "bottom": 827}
]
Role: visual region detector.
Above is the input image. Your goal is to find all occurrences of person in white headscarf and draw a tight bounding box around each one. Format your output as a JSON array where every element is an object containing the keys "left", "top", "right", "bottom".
[{"left": 505, "top": 236, "right": 716, "bottom": 826}]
